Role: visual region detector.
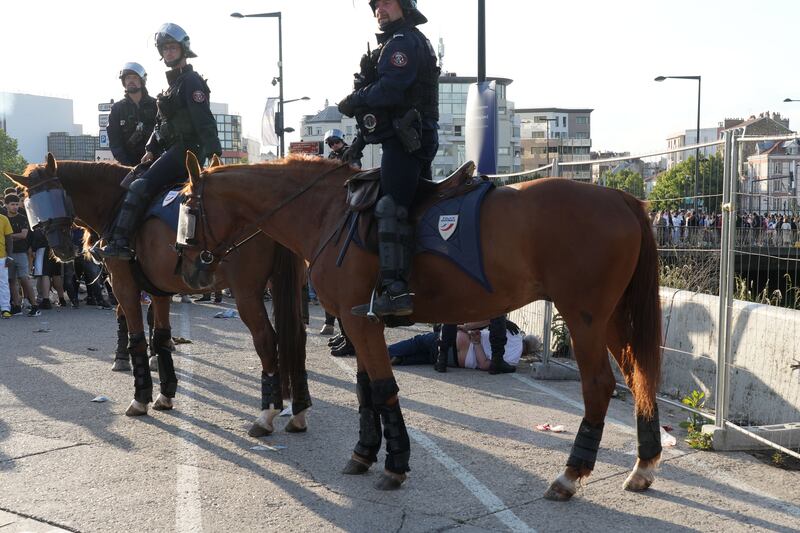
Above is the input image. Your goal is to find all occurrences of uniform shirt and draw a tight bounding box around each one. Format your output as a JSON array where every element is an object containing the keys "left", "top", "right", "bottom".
[
  {"left": 107, "top": 91, "right": 158, "bottom": 166},
  {"left": 0, "top": 214, "right": 12, "bottom": 258},
  {"left": 7, "top": 212, "right": 30, "bottom": 254},
  {"left": 146, "top": 65, "right": 222, "bottom": 164}
]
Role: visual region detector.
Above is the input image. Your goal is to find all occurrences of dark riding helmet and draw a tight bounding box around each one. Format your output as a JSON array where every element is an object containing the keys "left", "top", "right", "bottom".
[
  {"left": 369, "top": 0, "right": 428, "bottom": 25},
  {"left": 154, "top": 23, "right": 197, "bottom": 64},
  {"left": 118, "top": 62, "right": 147, "bottom": 86}
]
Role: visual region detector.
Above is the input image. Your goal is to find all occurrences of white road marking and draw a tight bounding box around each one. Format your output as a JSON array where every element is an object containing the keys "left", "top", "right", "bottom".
[
  {"left": 175, "top": 307, "right": 202, "bottom": 533},
  {"left": 328, "top": 357, "right": 534, "bottom": 532}
]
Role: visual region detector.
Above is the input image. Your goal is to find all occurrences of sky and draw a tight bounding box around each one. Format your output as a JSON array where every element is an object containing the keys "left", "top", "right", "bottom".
[{"left": 2, "top": 0, "right": 800, "bottom": 158}]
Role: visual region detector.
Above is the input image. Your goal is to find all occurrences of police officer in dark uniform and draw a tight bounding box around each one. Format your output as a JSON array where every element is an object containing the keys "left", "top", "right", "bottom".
[
  {"left": 107, "top": 63, "right": 158, "bottom": 166},
  {"left": 338, "top": 0, "right": 439, "bottom": 318},
  {"left": 98, "top": 23, "right": 222, "bottom": 260}
]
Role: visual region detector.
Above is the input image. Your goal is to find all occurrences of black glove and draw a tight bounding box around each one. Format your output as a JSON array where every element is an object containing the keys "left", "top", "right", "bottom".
[
  {"left": 342, "top": 135, "right": 365, "bottom": 164},
  {"left": 337, "top": 94, "right": 357, "bottom": 118}
]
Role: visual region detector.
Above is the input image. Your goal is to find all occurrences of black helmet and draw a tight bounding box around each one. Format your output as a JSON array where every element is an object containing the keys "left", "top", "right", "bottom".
[
  {"left": 369, "top": 0, "right": 428, "bottom": 25},
  {"left": 118, "top": 62, "right": 147, "bottom": 86},
  {"left": 154, "top": 23, "right": 197, "bottom": 62}
]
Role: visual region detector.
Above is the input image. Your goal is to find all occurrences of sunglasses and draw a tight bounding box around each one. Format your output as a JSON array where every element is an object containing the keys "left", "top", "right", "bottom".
[{"left": 327, "top": 140, "right": 342, "bottom": 147}]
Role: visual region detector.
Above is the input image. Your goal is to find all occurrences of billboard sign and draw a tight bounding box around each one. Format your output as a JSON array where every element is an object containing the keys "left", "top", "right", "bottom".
[
  {"left": 98, "top": 102, "right": 113, "bottom": 112},
  {"left": 289, "top": 141, "right": 322, "bottom": 155},
  {"left": 98, "top": 114, "right": 109, "bottom": 128}
]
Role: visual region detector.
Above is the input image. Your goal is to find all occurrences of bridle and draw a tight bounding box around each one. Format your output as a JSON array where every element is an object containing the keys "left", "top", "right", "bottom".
[{"left": 176, "top": 162, "right": 349, "bottom": 270}]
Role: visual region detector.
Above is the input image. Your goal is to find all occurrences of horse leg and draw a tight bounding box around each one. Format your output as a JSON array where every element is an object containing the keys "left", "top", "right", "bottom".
[
  {"left": 544, "top": 320, "right": 615, "bottom": 501},
  {"left": 606, "top": 310, "right": 662, "bottom": 492},
  {"left": 234, "top": 290, "right": 282, "bottom": 437},
  {"left": 147, "top": 302, "right": 158, "bottom": 371},
  {"left": 345, "top": 320, "right": 411, "bottom": 490},
  {"left": 150, "top": 295, "right": 176, "bottom": 411},
  {"left": 341, "top": 365, "right": 382, "bottom": 476},
  {"left": 110, "top": 270, "right": 151, "bottom": 416},
  {"left": 112, "top": 304, "right": 132, "bottom": 372}
]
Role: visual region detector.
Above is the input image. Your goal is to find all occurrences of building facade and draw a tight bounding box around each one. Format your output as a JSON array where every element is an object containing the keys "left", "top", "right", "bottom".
[
  {"left": 665, "top": 127, "right": 720, "bottom": 169},
  {"left": 210, "top": 103, "right": 245, "bottom": 164},
  {"left": 1, "top": 92, "right": 82, "bottom": 164},
  {"left": 745, "top": 139, "right": 800, "bottom": 214},
  {"left": 47, "top": 132, "right": 99, "bottom": 161},
  {"left": 517, "top": 108, "right": 593, "bottom": 180}
]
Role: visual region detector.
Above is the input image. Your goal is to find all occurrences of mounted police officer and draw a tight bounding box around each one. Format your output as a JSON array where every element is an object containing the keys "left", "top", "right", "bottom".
[
  {"left": 98, "top": 23, "right": 222, "bottom": 260},
  {"left": 338, "top": 0, "right": 439, "bottom": 317},
  {"left": 107, "top": 63, "right": 158, "bottom": 166},
  {"left": 325, "top": 128, "right": 362, "bottom": 168}
]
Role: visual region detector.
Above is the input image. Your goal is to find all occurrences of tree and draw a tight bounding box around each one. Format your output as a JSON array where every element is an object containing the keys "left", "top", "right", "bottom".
[
  {"left": 601, "top": 168, "right": 645, "bottom": 198},
  {"left": 648, "top": 153, "right": 724, "bottom": 213},
  {"left": 0, "top": 129, "right": 28, "bottom": 190}
]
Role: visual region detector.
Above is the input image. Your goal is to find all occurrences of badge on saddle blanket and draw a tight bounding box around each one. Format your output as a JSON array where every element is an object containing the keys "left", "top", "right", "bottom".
[
  {"left": 438, "top": 215, "right": 458, "bottom": 240},
  {"left": 162, "top": 190, "right": 180, "bottom": 207}
]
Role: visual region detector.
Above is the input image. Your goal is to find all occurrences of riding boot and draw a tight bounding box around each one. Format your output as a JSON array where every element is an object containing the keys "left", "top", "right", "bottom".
[
  {"left": 97, "top": 180, "right": 150, "bottom": 260},
  {"left": 488, "top": 316, "right": 516, "bottom": 374},
  {"left": 352, "top": 195, "right": 413, "bottom": 318},
  {"left": 434, "top": 324, "right": 457, "bottom": 373}
]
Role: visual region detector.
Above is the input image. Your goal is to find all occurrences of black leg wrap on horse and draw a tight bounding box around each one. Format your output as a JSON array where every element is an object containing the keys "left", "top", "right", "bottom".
[
  {"left": 636, "top": 405, "right": 663, "bottom": 460},
  {"left": 291, "top": 370, "right": 312, "bottom": 414},
  {"left": 371, "top": 378, "right": 410, "bottom": 474},
  {"left": 115, "top": 314, "right": 129, "bottom": 359},
  {"left": 147, "top": 304, "right": 155, "bottom": 357},
  {"left": 153, "top": 328, "right": 177, "bottom": 398},
  {"left": 354, "top": 371, "right": 382, "bottom": 463},
  {"left": 260, "top": 371, "right": 284, "bottom": 411},
  {"left": 566, "top": 418, "right": 605, "bottom": 471},
  {"left": 129, "top": 332, "right": 152, "bottom": 403}
]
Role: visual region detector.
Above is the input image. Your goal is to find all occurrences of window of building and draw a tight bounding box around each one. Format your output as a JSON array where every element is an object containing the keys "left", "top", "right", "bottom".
[
  {"left": 576, "top": 116, "right": 588, "bottom": 125},
  {"left": 498, "top": 147, "right": 510, "bottom": 156},
  {"left": 562, "top": 117, "right": 566, "bottom": 127},
  {"left": 575, "top": 132, "right": 589, "bottom": 139},
  {"left": 454, "top": 125, "right": 462, "bottom": 136},
  {"left": 305, "top": 127, "right": 312, "bottom": 136}
]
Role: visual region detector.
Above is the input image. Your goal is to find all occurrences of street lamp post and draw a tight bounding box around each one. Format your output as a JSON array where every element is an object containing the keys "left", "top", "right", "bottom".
[
  {"left": 655, "top": 75, "right": 701, "bottom": 210},
  {"left": 784, "top": 98, "right": 800, "bottom": 103},
  {"left": 231, "top": 11, "right": 290, "bottom": 157},
  {"left": 539, "top": 117, "right": 558, "bottom": 167}
]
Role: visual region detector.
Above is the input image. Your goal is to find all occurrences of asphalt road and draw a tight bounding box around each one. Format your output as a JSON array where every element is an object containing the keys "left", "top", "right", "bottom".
[{"left": 1, "top": 298, "right": 798, "bottom": 532}]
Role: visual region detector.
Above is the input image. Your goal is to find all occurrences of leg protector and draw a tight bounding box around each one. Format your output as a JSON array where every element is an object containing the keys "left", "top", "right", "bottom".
[
  {"left": 566, "top": 418, "right": 605, "bottom": 471},
  {"left": 115, "top": 314, "right": 129, "bottom": 360},
  {"left": 260, "top": 371, "right": 284, "bottom": 411},
  {"left": 129, "top": 332, "right": 152, "bottom": 404},
  {"left": 291, "top": 370, "right": 312, "bottom": 415},
  {"left": 153, "top": 327, "right": 177, "bottom": 398},
  {"left": 146, "top": 304, "right": 155, "bottom": 358},
  {"left": 371, "top": 378, "right": 411, "bottom": 475},
  {"left": 353, "top": 371, "right": 382, "bottom": 463},
  {"left": 636, "top": 404, "right": 663, "bottom": 460}
]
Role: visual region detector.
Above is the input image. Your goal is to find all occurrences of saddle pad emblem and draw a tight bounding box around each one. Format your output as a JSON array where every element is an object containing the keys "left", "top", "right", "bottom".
[
  {"left": 162, "top": 190, "right": 180, "bottom": 207},
  {"left": 438, "top": 215, "right": 459, "bottom": 241}
]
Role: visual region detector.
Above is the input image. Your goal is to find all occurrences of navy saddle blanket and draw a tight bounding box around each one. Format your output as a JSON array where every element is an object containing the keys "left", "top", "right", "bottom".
[
  {"left": 354, "top": 180, "right": 494, "bottom": 292},
  {"left": 144, "top": 188, "right": 184, "bottom": 230}
]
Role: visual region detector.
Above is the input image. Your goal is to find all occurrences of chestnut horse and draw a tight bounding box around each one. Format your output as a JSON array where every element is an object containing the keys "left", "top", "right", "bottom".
[
  {"left": 178, "top": 153, "right": 663, "bottom": 498},
  {"left": 6, "top": 154, "right": 309, "bottom": 437}
]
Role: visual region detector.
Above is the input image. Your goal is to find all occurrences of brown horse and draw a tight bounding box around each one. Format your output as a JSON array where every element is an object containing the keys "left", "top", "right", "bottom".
[
  {"left": 6, "top": 154, "right": 309, "bottom": 437},
  {"left": 178, "top": 153, "right": 663, "bottom": 498}
]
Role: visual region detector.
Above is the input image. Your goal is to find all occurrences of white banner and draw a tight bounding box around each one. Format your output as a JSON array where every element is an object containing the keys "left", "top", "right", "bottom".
[{"left": 261, "top": 97, "right": 280, "bottom": 147}]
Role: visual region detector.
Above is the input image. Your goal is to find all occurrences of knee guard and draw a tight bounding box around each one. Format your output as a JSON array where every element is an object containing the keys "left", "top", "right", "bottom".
[
  {"left": 636, "top": 405, "right": 662, "bottom": 460},
  {"left": 291, "top": 370, "right": 312, "bottom": 414},
  {"left": 354, "top": 371, "right": 382, "bottom": 462},
  {"left": 260, "top": 371, "right": 284, "bottom": 411},
  {"left": 129, "top": 332, "right": 152, "bottom": 403},
  {"left": 153, "top": 328, "right": 177, "bottom": 398},
  {"left": 566, "top": 418, "right": 605, "bottom": 471}
]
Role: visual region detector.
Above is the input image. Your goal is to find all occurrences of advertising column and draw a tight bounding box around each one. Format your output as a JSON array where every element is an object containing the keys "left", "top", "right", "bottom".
[{"left": 465, "top": 81, "right": 498, "bottom": 175}]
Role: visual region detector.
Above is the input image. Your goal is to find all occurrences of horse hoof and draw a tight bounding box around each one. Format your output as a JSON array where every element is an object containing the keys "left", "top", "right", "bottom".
[
  {"left": 152, "top": 394, "right": 174, "bottom": 411},
  {"left": 248, "top": 423, "right": 273, "bottom": 438},
  {"left": 341, "top": 458, "right": 372, "bottom": 475},
  {"left": 149, "top": 356, "right": 158, "bottom": 371},
  {"left": 543, "top": 475, "right": 577, "bottom": 501},
  {"left": 125, "top": 400, "right": 148, "bottom": 417},
  {"left": 375, "top": 471, "right": 406, "bottom": 491},
  {"left": 285, "top": 418, "right": 307, "bottom": 433},
  {"left": 623, "top": 469, "right": 655, "bottom": 492},
  {"left": 112, "top": 359, "right": 131, "bottom": 372}
]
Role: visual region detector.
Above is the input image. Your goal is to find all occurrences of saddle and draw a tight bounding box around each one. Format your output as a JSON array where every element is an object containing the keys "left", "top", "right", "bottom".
[{"left": 345, "top": 160, "right": 480, "bottom": 220}]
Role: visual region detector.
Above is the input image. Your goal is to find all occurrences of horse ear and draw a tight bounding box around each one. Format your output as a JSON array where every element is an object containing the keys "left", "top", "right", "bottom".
[
  {"left": 45, "top": 152, "right": 58, "bottom": 175},
  {"left": 209, "top": 154, "right": 222, "bottom": 168},
  {"left": 185, "top": 151, "right": 202, "bottom": 186},
  {"left": 3, "top": 172, "right": 29, "bottom": 188}
]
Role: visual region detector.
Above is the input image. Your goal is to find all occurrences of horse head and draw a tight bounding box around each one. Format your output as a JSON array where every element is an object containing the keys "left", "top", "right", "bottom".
[
  {"left": 175, "top": 151, "right": 225, "bottom": 290},
  {"left": 3, "top": 153, "right": 79, "bottom": 261}
]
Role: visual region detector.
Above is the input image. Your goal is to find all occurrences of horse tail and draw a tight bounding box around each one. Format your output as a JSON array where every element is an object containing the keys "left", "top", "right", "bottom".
[
  {"left": 619, "top": 193, "right": 662, "bottom": 417},
  {"left": 271, "top": 243, "right": 307, "bottom": 401}
]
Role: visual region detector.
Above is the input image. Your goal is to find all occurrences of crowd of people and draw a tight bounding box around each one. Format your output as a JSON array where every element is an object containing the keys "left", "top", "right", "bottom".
[{"left": 651, "top": 209, "right": 800, "bottom": 247}]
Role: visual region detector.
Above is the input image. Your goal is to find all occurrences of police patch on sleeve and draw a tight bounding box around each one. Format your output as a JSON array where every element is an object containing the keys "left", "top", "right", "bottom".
[
  {"left": 390, "top": 51, "right": 408, "bottom": 67},
  {"left": 192, "top": 90, "right": 206, "bottom": 103}
]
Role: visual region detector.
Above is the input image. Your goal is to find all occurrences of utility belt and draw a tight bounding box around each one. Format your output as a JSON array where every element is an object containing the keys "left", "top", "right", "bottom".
[
  {"left": 358, "top": 107, "right": 422, "bottom": 153},
  {"left": 154, "top": 121, "right": 198, "bottom": 151}
]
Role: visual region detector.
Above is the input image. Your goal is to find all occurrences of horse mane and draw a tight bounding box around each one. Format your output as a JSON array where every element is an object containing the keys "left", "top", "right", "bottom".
[{"left": 24, "top": 160, "right": 130, "bottom": 186}]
